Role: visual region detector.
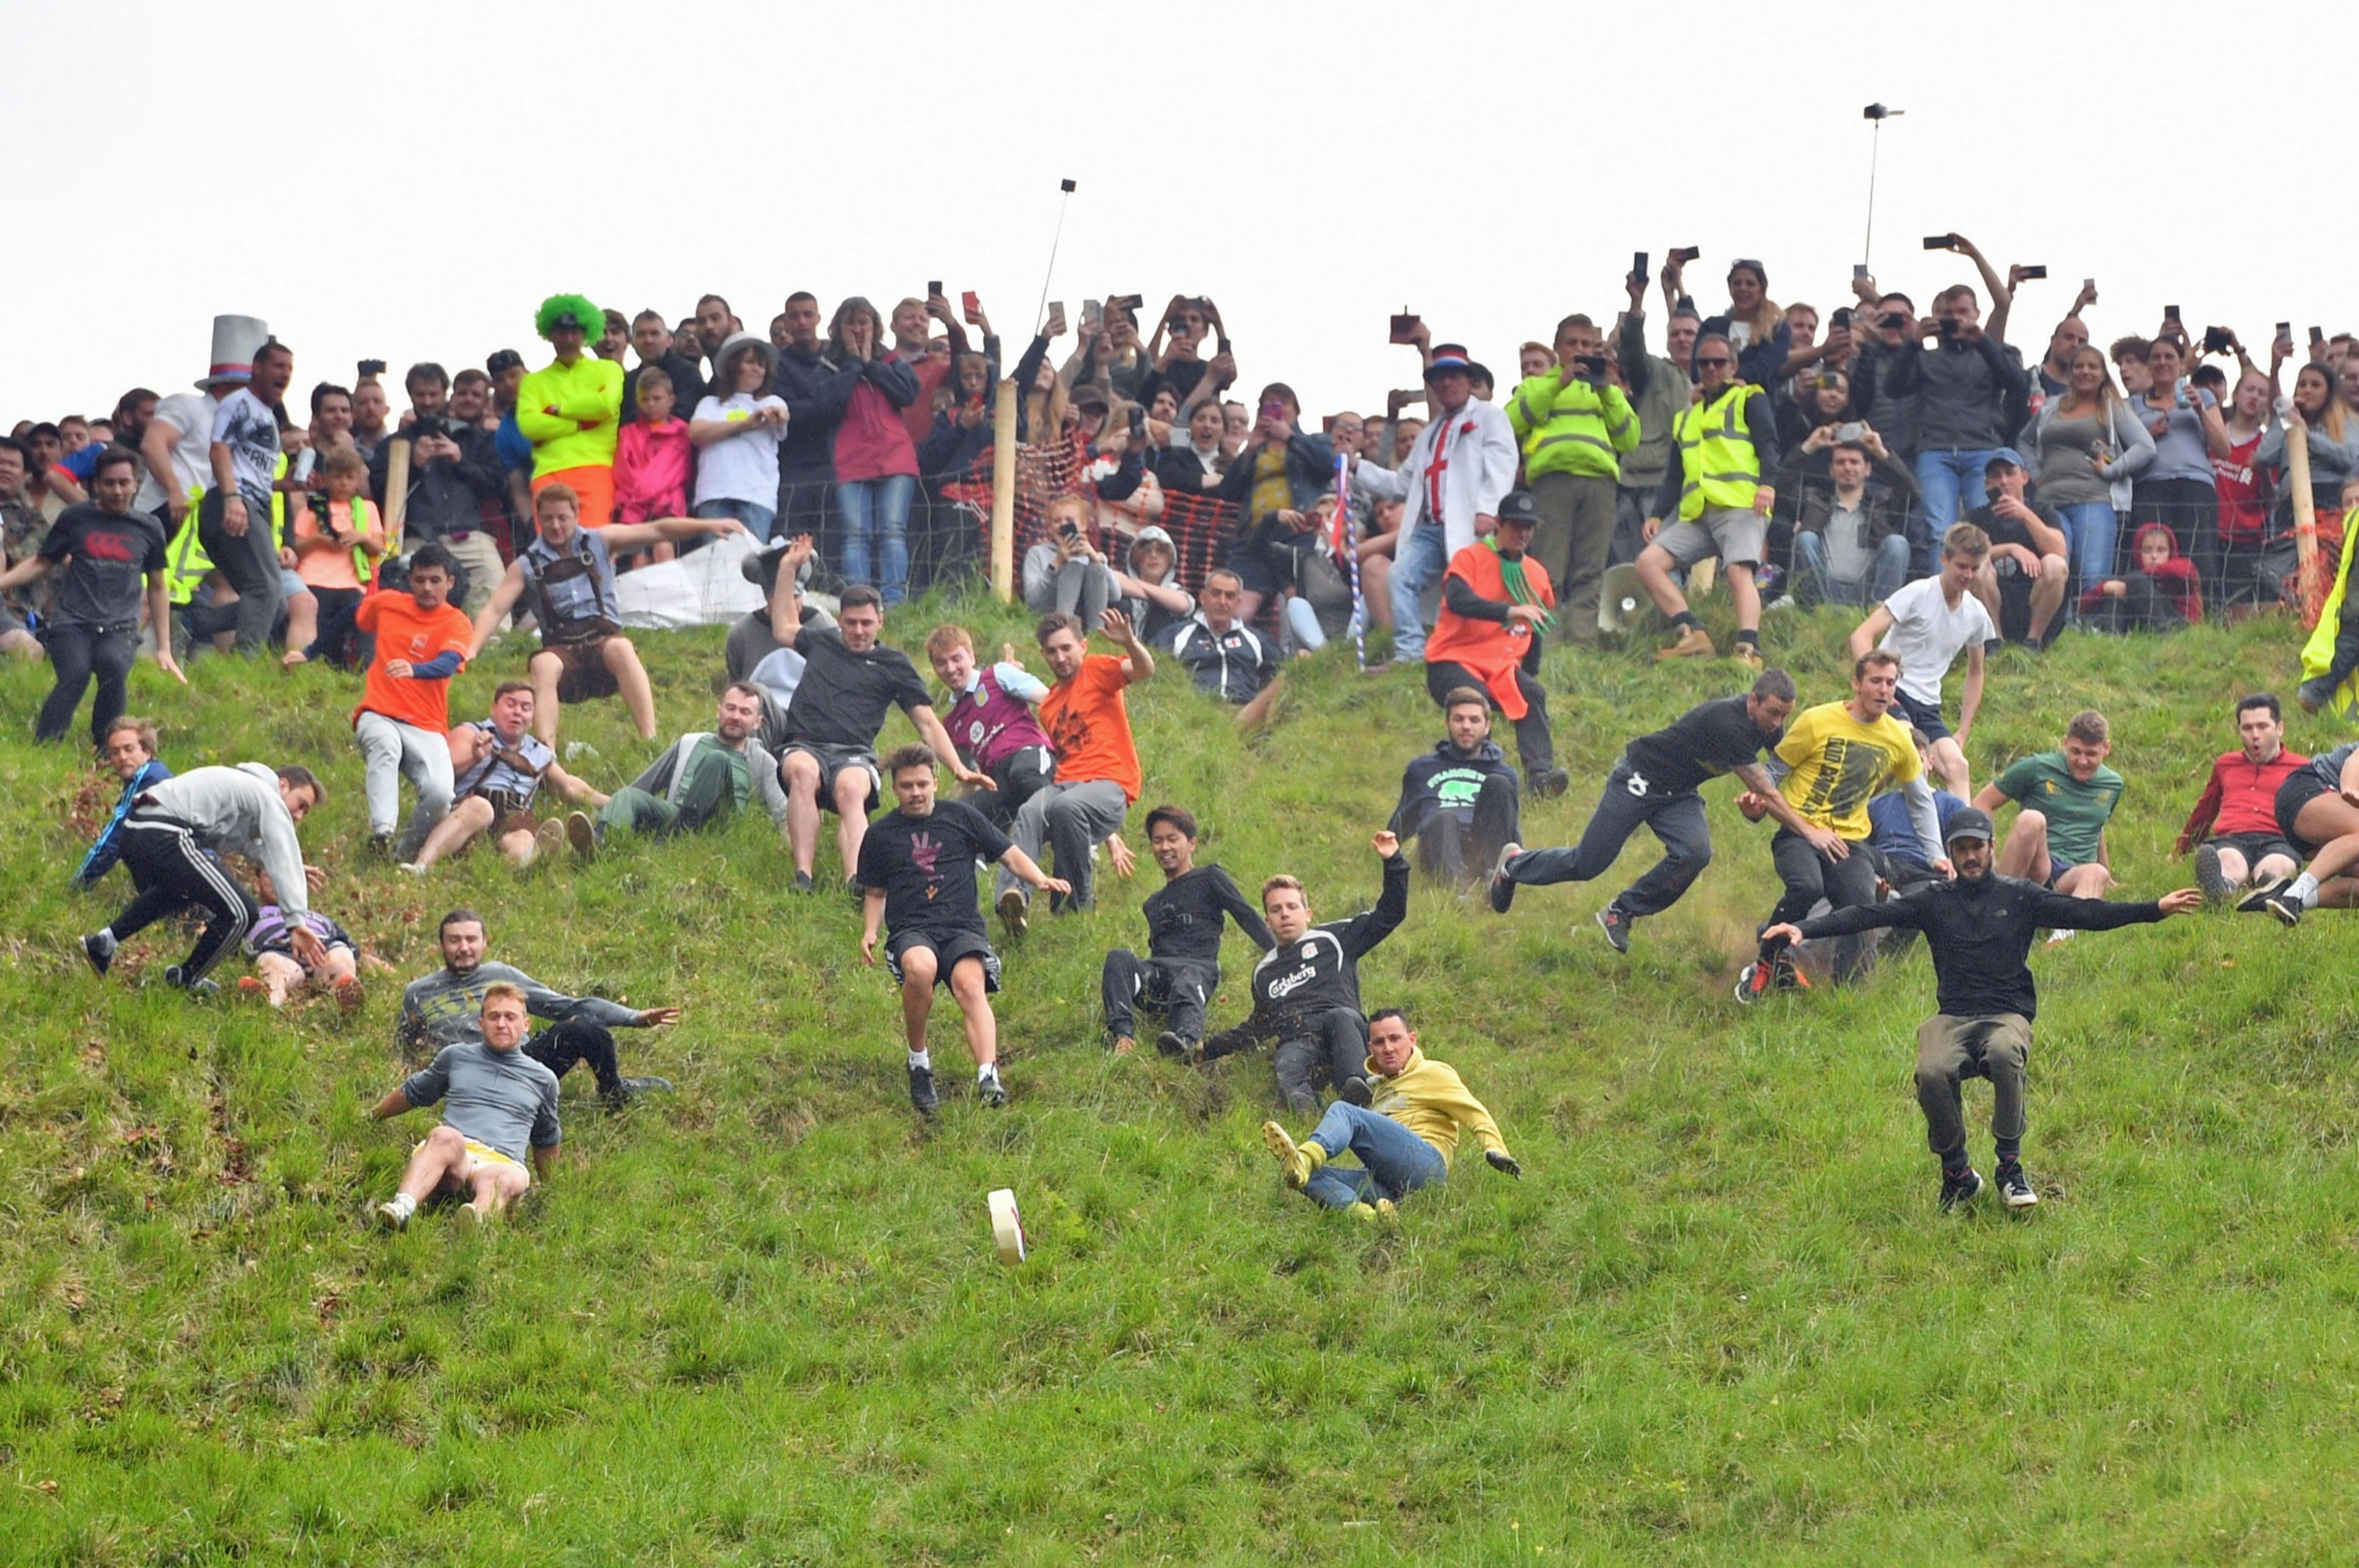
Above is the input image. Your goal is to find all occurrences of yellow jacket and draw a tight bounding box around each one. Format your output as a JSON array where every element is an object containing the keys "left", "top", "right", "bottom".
[
  {"left": 1367, "top": 1047, "right": 1509, "bottom": 1168},
  {"left": 516, "top": 356, "right": 624, "bottom": 477},
  {"left": 2300, "top": 507, "right": 2359, "bottom": 716},
  {"left": 1506, "top": 370, "right": 1639, "bottom": 483}
]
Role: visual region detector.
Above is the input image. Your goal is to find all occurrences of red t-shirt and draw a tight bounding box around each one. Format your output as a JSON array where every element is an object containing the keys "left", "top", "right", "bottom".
[
  {"left": 353, "top": 590, "right": 474, "bottom": 732},
  {"left": 1040, "top": 653, "right": 1141, "bottom": 802}
]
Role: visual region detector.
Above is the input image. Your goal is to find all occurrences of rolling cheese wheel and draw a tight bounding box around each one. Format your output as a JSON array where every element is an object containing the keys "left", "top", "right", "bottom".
[{"left": 987, "top": 1188, "right": 1026, "bottom": 1265}]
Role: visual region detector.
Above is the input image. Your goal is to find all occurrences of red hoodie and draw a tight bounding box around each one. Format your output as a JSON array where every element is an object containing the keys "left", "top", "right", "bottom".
[{"left": 2079, "top": 520, "right": 2202, "bottom": 624}]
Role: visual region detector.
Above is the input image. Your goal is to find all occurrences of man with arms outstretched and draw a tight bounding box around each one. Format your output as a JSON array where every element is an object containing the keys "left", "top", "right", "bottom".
[{"left": 1761, "top": 808, "right": 2197, "bottom": 1211}]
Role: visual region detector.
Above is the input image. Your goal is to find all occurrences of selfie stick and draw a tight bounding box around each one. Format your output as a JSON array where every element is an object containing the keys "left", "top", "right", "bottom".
[
  {"left": 1035, "top": 178, "right": 1078, "bottom": 333},
  {"left": 1860, "top": 104, "right": 1904, "bottom": 268},
  {"left": 1335, "top": 452, "right": 1366, "bottom": 671}
]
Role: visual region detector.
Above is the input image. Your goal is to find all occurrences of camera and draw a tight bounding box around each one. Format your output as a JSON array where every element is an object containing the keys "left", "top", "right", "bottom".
[
  {"left": 1669, "top": 246, "right": 1700, "bottom": 266},
  {"left": 1937, "top": 317, "right": 1961, "bottom": 339},
  {"left": 2018, "top": 265, "right": 2048, "bottom": 280},
  {"left": 1834, "top": 421, "right": 1866, "bottom": 442},
  {"left": 1880, "top": 311, "right": 1908, "bottom": 330},
  {"left": 1831, "top": 307, "right": 1852, "bottom": 330},
  {"left": 410, "top": 414, "right": 451, "bottom": 442},
  {"left": 1116, "top": 294, "right": 1144, "bottom": 313},
  {"left": 358, "top": 358, "right": 386, "bottom": 378},
  {"left": 1058, "top": 520, "right": 1081, "bottom": 542},
  {"left": 2203, "top": 327, "right": 2234, "bottom": 355},
  {"left": 1922, "top": 234, "right": 1957, "bottom": 251},
  {"left": 1575, "top": 354, "right": 1610, "bottom": 382}
]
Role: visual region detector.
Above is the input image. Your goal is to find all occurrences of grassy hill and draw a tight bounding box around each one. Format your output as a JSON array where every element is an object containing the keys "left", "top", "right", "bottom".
[{"left": 4, "top": 591, "right": 2357, "bottom": 1566}]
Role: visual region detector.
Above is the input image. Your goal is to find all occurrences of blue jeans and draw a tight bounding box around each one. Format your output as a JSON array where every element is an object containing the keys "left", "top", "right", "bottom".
[
  {"left": 1389, "top": 522, "right": 1448, "bottom": 661},
  {"left": 1791, "top": 529, "right": 1911, "bottom": 608},
  {"left": 693, "top": 496, "right": 776, "bottom": 546},
  {"left": 2054, "top": 501, "right": 2118, "bottom": 595},
  {"left": 1301, "top": 1102, "right": 1449, "bottom": 1210},
  {"left": 837, "top": 474, "right": 915, "bottom": 604},
  {"left": 1912, "top": 448, "right": 1998, "bottom": 546}
]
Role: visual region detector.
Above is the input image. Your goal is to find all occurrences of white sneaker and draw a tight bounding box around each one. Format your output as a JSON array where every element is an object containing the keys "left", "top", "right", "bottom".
[{"left": 375, "top": 1196, "right": 412, "bottom": 1230}]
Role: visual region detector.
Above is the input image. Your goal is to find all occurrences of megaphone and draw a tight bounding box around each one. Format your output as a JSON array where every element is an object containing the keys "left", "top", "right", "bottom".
[{"left": 1598, "top": 563, "right": 1657, "bottom": 635}]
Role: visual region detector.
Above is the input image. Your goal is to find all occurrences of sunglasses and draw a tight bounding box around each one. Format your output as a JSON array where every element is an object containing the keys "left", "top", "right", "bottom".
[{"left": 1696, "top": 356, "right": 1734, "bottom": 367}]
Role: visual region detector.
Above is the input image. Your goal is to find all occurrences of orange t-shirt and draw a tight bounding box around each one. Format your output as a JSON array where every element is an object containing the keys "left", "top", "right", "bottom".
[
  {"left": 1040, "top": 652, "right": 1141, "bottom": 802},
  {"left": 353, "top": 590, "right": 474, "bottom": 732}
]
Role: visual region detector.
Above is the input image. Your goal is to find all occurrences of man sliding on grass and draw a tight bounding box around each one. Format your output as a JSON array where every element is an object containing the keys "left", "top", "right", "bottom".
[
  {"left": 1100, "top": 803, "right": 1273, "bottom": 1058},
  {"left": 1261, "top": 1007, "right": 1520, "bottom": 1220},
  {"left": 1760, "top": 806, "right": 2198, "bottom": 1213},
  {"left": 1199, "top": 831, "right": 1409, "bottom": 1114},
  {"left": 372, "top": 982, "right": 559, "bottom": 1232}
]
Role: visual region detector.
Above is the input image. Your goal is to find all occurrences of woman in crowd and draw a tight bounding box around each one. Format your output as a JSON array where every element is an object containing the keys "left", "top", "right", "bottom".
[
  {"left": 2019, "top": 344, "right": 2153, "bottom": 590},
  {"left": 827, "top": 297, "right": 920, "bottom": 603},
  {"left": 1720, "top": 259, "right": 1793, "bottom": 387},
  {"left": 2255, "top": 362, "right": 2359, "bottom": 606},
  {"left": 1114, "top": 525, "right": 1195, "bottom": 642},
  {"left": 2126, "top": 335, "right": 2229, "bottom": 609}
]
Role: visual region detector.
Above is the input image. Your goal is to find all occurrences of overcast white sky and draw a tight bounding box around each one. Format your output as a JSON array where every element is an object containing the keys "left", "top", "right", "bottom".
[{"left": 7, "top": 1, "right": 2343, "bottom": 424}]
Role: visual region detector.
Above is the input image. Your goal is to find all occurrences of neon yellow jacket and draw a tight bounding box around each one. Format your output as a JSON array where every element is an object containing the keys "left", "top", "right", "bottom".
[
  {"left": 515, "top": 356, "right": 624, "bottom": 477},
  {"left": 2300, "top": 507, "right": 2359, "bottom": 715},
  {"left": 1367, "top": 1047, "right": 1509, "bottom": 1168},
  {"left": 1506, "top": 370, "right": 1639, "bottom": 483}
]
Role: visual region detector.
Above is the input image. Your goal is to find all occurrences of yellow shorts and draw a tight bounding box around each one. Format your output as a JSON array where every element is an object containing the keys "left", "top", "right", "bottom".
[{"left": 414, "top": 1135, "right": 529, "bottom": 1187}]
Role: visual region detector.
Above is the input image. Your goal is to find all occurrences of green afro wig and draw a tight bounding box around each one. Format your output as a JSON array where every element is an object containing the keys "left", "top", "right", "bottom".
[{"left": 535, "top": 293, "right": 603, "bottom": 341}]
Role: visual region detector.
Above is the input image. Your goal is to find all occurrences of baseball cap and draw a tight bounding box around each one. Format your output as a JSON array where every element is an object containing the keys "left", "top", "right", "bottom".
[
  {"left": 1945, "top": 807, "right": 1996, "bottom": 844},
  {"left": 1497, "top": 490, "right": 1541, "bottom": 528}
]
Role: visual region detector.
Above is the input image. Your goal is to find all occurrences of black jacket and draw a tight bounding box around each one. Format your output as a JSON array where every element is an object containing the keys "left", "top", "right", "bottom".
[
  {"left": 623, "top": 353, "right": 706, "bottom": 425},
  {"left": 368, "top": 422, "right": 503, "bottom": 540},
  {"left": 1775, "top": 445, "right": 1919, "bottom": 547},
  {"left": 1208, "top": 854, "right": 1410, "bottom": 1050},
  {"left": 1392, "top": 739, "right": 1517, "bottom": 835},
  {"left": 773, "top": 345, "right": 859, "bottom": 482},
  {"left": 1790, "top": 872, "right": 2166, "bottom": 1020},
  {"left": 1139, "top": 864, "right": 1275, "bottom": 969}
]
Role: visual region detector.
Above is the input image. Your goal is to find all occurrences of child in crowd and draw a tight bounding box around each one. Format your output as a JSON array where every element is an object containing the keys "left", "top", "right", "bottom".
[
  {"left": 612, "top": 369, "right": 692, "bottom": 566},
  {"left": 286, "top": 448, "right": 385, "bottom": 668},
  {"left": 2079, "top": 521, "right": 2201, "bottom": 633}
]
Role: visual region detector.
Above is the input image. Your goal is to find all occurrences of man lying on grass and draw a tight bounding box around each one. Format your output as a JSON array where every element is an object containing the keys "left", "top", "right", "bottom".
[
  {"left": 1760, "top": 807, "right": 2199, "bottom": 1213},
  {"left": 858, "top": 744, "right": 1068, "bottom": 1117},
  {"left": 1261, "top": 1008, "right": 1519, "bottom": 1220},
  {"left": 373, "top": 983, "right": 558, "bottom": 1232}
]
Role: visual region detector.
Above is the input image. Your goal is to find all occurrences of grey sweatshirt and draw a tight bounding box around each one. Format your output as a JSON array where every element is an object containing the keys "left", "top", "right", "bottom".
[
  {"left": 136, "top": 763, "right": 308, "bottom": 914},
  {"left": 397, "top": 961, "right": 642, "bottom": 1055},
  {"left": 400, "top": 1041, "right": 561, "bottom": 1161}
]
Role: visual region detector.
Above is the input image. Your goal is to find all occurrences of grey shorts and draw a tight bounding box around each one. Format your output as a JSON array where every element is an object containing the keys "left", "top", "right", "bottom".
[{"left": 1654, "top": 506, "right": 1766, "bottom": 571}]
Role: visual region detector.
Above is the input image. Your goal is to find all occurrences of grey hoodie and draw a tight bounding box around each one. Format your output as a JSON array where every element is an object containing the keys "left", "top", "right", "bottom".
[{"left": 136, "top": 763, "right": 308, "bottom": 914}]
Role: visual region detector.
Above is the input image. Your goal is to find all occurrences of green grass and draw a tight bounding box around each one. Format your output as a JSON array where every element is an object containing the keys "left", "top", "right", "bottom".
[{"left": 4, "top": 593, "right": 2358, "bottom": 1565}]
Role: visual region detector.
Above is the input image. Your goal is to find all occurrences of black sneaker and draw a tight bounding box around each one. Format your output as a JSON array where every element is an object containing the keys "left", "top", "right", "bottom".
[
  {"left": 81, "top": 929, "right": 117, "bottom": 977},
  {"left": 2236, "top": 876, "right": 2290, "bottom": 914},
  {"left": 977, "top": 1071, "right": 1006, "bottom": 1108},
  {"left": 367, "top": 832, "right": 396, "bottom": 861},
  {"left": 1529, "top": 768, "right": 1571, "bottom": 800},
  {"left": 1154, "top": 1030, "right": 1193, "bottom": 1059},
  {"left": 1938, "top": 1167, "right": 1984, "bottom": 1212},
  {"left": 792, "top": 870, "right": 815, "bottom": 894},
  {"left": 1338, "top": 1075, "right": 1372, "bottom": 1107},
  {"left": 1995, "top": 1159, "right": 2038, "bottom": 1209},
  {"left": 2263, "top": 887, "right": 2305, "bottom": 927},
  {"left": 165, "top": 965, "right": 219, "bottom": 997},
  {"left": 1487, "top": 842, "right": 1521, "bottom": 914},
  {"left": 1595, "top": 902, "right": 1632, "bottom": 954},
  {"left": 907, "top": 1063, "right": 939, "bottom": 1117},
  {"left": 2194, "top": 844, "right": 2233, "bottom": 906},
  {"left": 601, "top": 1075, "right": 676, "bottom": 1109}
]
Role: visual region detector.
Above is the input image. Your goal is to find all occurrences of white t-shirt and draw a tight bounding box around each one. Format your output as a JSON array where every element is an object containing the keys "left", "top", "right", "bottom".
[
  {"left": 146, "top": 391, "right": 219, "bottom": 512},
  {"left": 1877, "top": 575, "right": 1993, "bottom": 707},
  {"left": 690, "top": 394, "right": 788, "bottom": 509}
]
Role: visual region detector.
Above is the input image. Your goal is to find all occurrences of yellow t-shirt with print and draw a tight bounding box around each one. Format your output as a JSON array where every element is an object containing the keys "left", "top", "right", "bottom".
[{"left": 1775, "top": 701, "right": 1922, "bottom": 841}]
